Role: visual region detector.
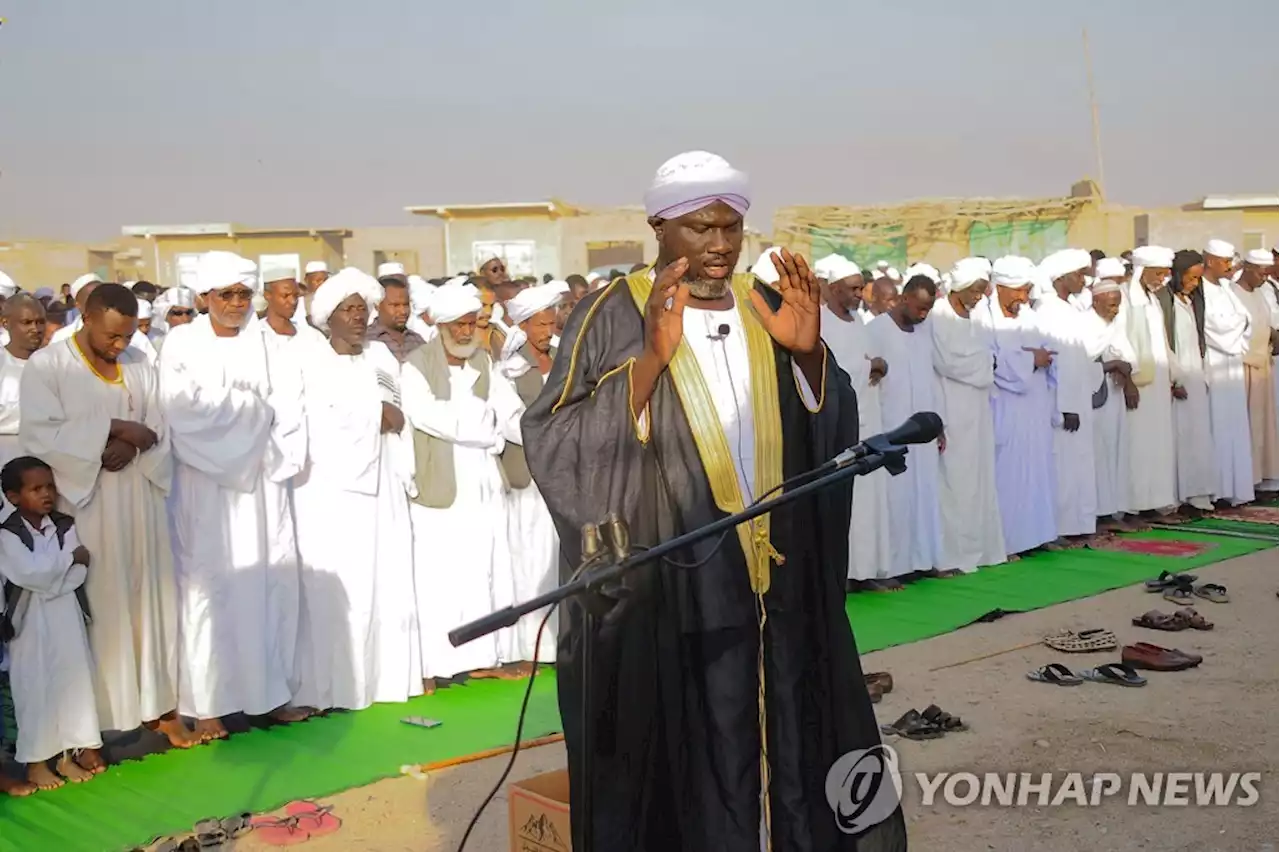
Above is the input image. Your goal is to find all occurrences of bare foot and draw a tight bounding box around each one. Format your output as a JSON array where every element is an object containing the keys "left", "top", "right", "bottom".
[
  {"left": 874, "top": 579, "right": 905, "bottom": 592},
  {"left": 423, "top": 677, "right": 437, "bottom": 696},
  {"left": 0, "top": 774, "right": 36, "bottom": 797},
  {"left": 148, "top": 716, "right": 201, "bottom": 749},
  {"left": 270, "top": 705, "right": 316, "bottom": 723},
  {"left": 75, "top": 747, "right": 106, "bottom": 775},
  {"left": 193, "top": 717, "right": 229, "bottom": 742},
  {"left": 468, "top": 669, "right": 503, "bottom": 680},
  {"left": 27, "top": 762, "right": 64, "bottom": 791},
  {"left": 927, "top": 569, "right": 963, "bottom": 579},
  {"left": 55, "top": 755, "right": 95, "bottom": 783}
]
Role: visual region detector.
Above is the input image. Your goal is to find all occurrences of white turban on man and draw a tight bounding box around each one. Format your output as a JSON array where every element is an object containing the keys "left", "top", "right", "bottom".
[
  {"left": 814, "top": 254, "right": 862, "bottom": 284},
  {"left": 1244, "top": 249, "right": 1273, "bottom": 268},
  {"left": 194, "top": 251, "right": 258, "bottom": 295},
  {"left": 0, "top": 271, "right": 17, "bottom": 299},
  {"left": 1093, "top": 257, "right": 1126, "bottom": 281},
  {"left": 643, "top": 151, "right": 751, "bottom": 221},
  {"left": 1204, "top": 239, "right": 1235, "bottom": 259},
  {"left": 499, "top": 281, "right": 570, "bottom": 371},
  {"left": 904, "top": 263, "right": 941, "bottom": 285},
  {"left": 1130, "top": 246, "right": 1174, "bottom": 269},
  {"left": 137, "top": 299, "right": 154, "bottom": 321},
  {"left": 151, "top": 286, "right": 196, "bottom": 332},
  {"left": 309, "top": 267, "right": 383, "bottom": 332},
  {"left": 948, "top": 257, "right": 993, "bottom": 292},
  {"left": 991, "top": 256, "right": 1037, "bottom": 289},
  {"left": 430, "top": 281, "right": 483, "bottom": 324},
  {"left": 1039, "top": 249, "right": 1092, "bottom": 283},
  {"left": 408, "top": 274, "right": 436, "bottom": 317},
  {"left": 70, "top": 273, "right": 101, "bottom": 300}
]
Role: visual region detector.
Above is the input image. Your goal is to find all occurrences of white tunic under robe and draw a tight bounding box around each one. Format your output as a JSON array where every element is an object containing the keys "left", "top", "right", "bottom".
[
  {"left": 866, "top": 313, "right": 942, "bottom": 576},
  {"left": 1082, "top": 312, "right": 1134, "bottom": 517},
  {"left": 1201, "top": 280, "right": 1255, "bottom": 504},
  {"left": 930, "top": 298, "right": 1006, "bottom": 572},
  {"left": 1120, "top": 279, "right": 1178, "bottom": 512},
  {"left": 159, "top": 316, "right": 306, "bottom": 719},
  {"left": 0, "top": 349, "right": 28, "bottom": 516},
  {"left": 1168, "top": 297, "right": 1217, "bottom": 505},
  {"left": 292, "top": 341, "right": 423, "bottom": 710},
  {"left": 19, "top": 340, "right": 179, "bottom": 731},
  {"left": 821, "top": 306, "right": 891, "bottom": 582},
  {"left": 1232, "top": 283, "right": 1278, "bottom": 488},
  {"left": 0, "top": 520, "right": 101, "bottom": 763},
  {"left": 1036, "top": 296, "right": 1098, "bottom": 536},
  {"left": 979, "top": 304, "right": 1058, "bottom": 555}
]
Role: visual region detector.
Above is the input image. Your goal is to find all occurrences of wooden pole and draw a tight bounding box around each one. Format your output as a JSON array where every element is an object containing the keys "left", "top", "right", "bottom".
[{"left": 1082, "top": 27, "right": 1107, "bottom": 202}]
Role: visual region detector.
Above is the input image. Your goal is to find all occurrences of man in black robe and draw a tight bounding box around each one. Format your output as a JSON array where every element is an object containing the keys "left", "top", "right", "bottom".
[{"left": 523, "top": 151, "right": 907, "bottom": 852}]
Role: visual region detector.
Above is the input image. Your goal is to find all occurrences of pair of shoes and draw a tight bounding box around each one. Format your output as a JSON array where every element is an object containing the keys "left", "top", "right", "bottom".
[
  {"left": 879, "top": 705, "right": 966, "bottom": 740},
  {"left": 864, "top": 671, "right": 893, "bottom": 704},
  {"left": 1028, "top": 662, "right": 1146, "bottom": 688},
  {"left": 1132, "top": 608, "right": 1214, "bottom": 631}
]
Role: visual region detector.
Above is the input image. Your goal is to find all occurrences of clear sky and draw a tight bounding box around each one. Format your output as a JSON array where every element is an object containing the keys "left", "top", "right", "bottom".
[{"left": 1, "top": 0, "right": 1276, "bottom": 241}]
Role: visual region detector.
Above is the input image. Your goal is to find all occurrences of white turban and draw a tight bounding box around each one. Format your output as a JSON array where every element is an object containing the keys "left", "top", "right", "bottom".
[
  {"left": 885, "top": 267, "right": 902, "bottom": 283},
  {"left": 377, "top": 261, "right": 406, "bottom": 279},
  {"left": 0, "top": 271, "right": 16, "bottom": 298},
  {"left": 122, "top": 280, "right": 138, "bottom": 291},
  {"left": 991, "top": 256, "right": 1036, "bottom": 289},
  {"left": 165, "top": 286, "right": 197, "bottom": 310},
  {"left": 643, "top": 151, "right": 751, "bottom": 220},
  {"left": 309, "top": 267, "right": 383, "bottom": 331},
  {"left": 904, "top": 263, "right": 941, "bottom": 284},
  {"left": 430, "top": 282, "right": 483, "bottom": 324},
  {"left": 752, "top": 247, "right": 783, "bottom": 285},
  {"left": 1093, "top": 257, "right": 1126, "bottom": 280},
  {"left": 1244, "top": 249, "right": 1273, "bottom": 267},
  {"left": 1092, "top": 279, "right": 1124, "bottom": 296},
  {"left": 1130, "top": 245, "right": 1174, "bottom": 269},
  {"left": 194, "top": 251, "right": 257, "bottom": 295},
  {"left": 408, "top": 275, "right": 437, "bottom": 316},
  {"left": 814, "top": 254, "right": 862, "bottom": 283},
  {"left": 948, "top": 257, "right": 992, "bottom": 292},
  {"left": 70, "top": 273, "right": 101, "bottom": 299},
  {"left": 1039, "top": 249, "right": 1092, "bottom": 283},
  {"left": 137, "top": 300, "right": 154, "bottom": 320},
  {"left": 304, "top": 260, "right": 329, "bottom": 275},
  {"left": 261, "top": 264, "right": 297, "bottom": 284},
  {"left": 1204, "top": 239, "right": 1235, "bottom": 259},
  {"left": 506, "top": 281, "right": 568, "bottom": 326}
]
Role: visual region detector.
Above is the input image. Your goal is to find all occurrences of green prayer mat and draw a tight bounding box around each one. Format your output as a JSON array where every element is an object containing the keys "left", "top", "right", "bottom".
[{"left": 0, "top": 529, "right": 1272, "bottom": 852}]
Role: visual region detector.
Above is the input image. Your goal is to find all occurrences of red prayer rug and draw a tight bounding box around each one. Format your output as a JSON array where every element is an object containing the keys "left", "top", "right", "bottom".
[
  {"left": 1090, "top": 538, "right": 1217, "bottom": 558},
  {"left": 1212, "top": 505, "right": 1279, "bottom": 525}
]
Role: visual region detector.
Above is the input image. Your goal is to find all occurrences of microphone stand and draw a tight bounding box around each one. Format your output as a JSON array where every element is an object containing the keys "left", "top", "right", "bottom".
[{"left": 449, "top": 447, "right": 908, "bottom": 851}]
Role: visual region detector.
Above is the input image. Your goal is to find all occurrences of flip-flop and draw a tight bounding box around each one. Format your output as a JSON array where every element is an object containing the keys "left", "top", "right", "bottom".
[
  {"left": 191, "top": 819, "right": 226, "bottom": 849},
  {"left": 221, "top": 813, "right": 253, "bottom": 840},
  {"left": 1131, "top": 610, "right": 1187, "bottom": 631},
  {"left": 1078, "top": 663, "right": 1147, "bottom": 687},
  {"left": 864, "top": 672, "right": 894, "bottom": 694},
  {"left": 284, "top": 801, "right": 342, "bottom": 838},
  {"left": 1026, "top": 663, "right": 1083, "bottom": 686},
  {"left": 920, "top": 704, "right": 968, "bottom": 731},
  {"left": 1162, "top": 586, "right": 1195, "bottom": 605},
  {"left": 1043, "top": 628, "right": 1117, "bottom": 653},
  {"left": 249, "top": 816, "right": 311, "bottom": 847},
  {"left": 1144, "top": 571, "right": 1198, "bottom": 591},
  {"left": 1194, "top": 583, "right": 1229, "bottom": 603},
  {"left": 1174, "top": 608, "right": 1214, "bottom": 630},
  {"left": 879, "top": 709, "right": 945, "bottom": 740}
]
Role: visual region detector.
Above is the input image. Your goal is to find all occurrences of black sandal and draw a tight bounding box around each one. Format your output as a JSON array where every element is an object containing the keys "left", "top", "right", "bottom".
[
  {"left": 1026, "top": 663, "right": 1084, "bottom": 686},
  {"left": 920, "top": 704, "right": 968, "bottom": 732},
  {"left": 879, "top": 709, "right": 945, "bottom": 740}
]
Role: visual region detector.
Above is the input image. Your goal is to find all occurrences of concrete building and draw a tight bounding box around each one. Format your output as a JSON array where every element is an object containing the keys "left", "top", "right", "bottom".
[
  {"left": 0, "top": 238, "right": 149, "bottom": 290},
  {"left": 121, "top": 224, "right": 350, "bottom": 288},
  {"left": 344, "top": 226, "right": 446, "bottom": 278},
  {"left": 1136, "top": 195, "right": 1279, "bottom": 253}
]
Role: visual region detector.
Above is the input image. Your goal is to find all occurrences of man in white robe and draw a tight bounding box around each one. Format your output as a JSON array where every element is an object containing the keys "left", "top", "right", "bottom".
[
  {"left": 0, "top": 295, "right": 48, "bottom": 514},
  {"left": 1035, "top": 249, "right": 1099, "bottom": 543},
  {"left": 401, "top": 283, "right": 512, "bottom": 685},
  {"left": 1081, "top": 272, "right": 1138, "bottom": 524},
  {"left": 260, "top": 266, "right": 325, "bottom": 349},
  {"left": 19, "top": 282, "right": 191, "bottom": 764},
  {"left": 150, "top": 286, "right": 199, "bottom": 356},
  {"left": 931, "top": 257, "right": 1006, "bottom": 572},
  {"left": 159, "top": 252, "right": 309, "bottom": 740},
  {"left": 867, "top": 273, "right": 943, "bottom": 578},
  {"left": 407, "top": 275, "right": 439, "bottom": 344},
  {"left": 1167, "top": 256, "right": 1217, "bottom": 511},
  {"left": 490, "top": 282, "right": 568, "bottom": 665},
  {"left": 1232, "top": 250, "right": 1278, "bottom": 491},
  {"left": 291, "top": 268, "right": 423, "bottom": 711},
  {"left": 1200, "top": 240, "right": 1255, "bottom": 505},
  {"left": 978, "top": 257, "right": 1059, "bottom": 555},
  {"left": 52, "top": 274, "right": 158, "bottom": 363},
  {"left": 815, "top": 255, "right": 894, "bottom": 588},
  {"left": 0, "top": 271, "right": 18, "bottom": 348}
]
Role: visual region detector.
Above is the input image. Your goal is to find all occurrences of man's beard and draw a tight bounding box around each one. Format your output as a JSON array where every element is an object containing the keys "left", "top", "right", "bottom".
[
  {"left": 442, "top": 330, "right": 479, "bottom": 360},
  {"left": 686, "top": 277, "right": 729, "bottom": 300}
]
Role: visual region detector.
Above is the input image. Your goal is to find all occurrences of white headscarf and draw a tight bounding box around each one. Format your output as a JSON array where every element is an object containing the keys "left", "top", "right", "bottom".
[
  {"left": 0, "top": 271, "right": 16, "bottom": 298},
  {"left": 309, "top": 267, "right": 383, "bottom": 331},
  {"left": 70, "top": 273, "right": 101, "bottom": 300},
  {"left": 904, "top": 263, "right": 941, "bottom": 284},
  {"left": 1093, "top": 257, "right": 1126, "bottom": 280},
  {"left": 430, "top": 282, "right": 483, "bottom": 324},
  {"left": 991, "top": 256, "right": 1036, "bottom": 289},
  {"left": 408, "top": 274, "right": 437, "bottom": 317},
  {"left": 137, "top": 300, "right": 154, "bottom": 320},
  {"left": 1039, "top": 249, "right": 1092, "bottom": 283},
  {"left": 948, "top": 257, "right": 992, "bottom": 292},
  {"left": 643, "top": 151, "right": 751, "bottom": 220},
  {"left": 194, "top": 251, "right": 258, "bottom": 295},
  {"left": 814, "top": 254, "right": 861, "bottom": 283},
  {"left": 1204, "top": 239, "right": 1235, "bottom": 260},
  {"left": 1130, "top": 246, "right": 1174, "bottom": 269},
  {"left": 505, "top": 281, "right": 568, "bottom": 326},
  {"left": 1244, "top": 249, "right": 1272, "bottom": 267}
]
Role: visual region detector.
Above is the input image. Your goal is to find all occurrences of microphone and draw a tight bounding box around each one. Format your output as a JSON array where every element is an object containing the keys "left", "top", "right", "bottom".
[
  {"left": 835, "top": 412, "right": 944, "bottom": 466},
  {"left": 708, "top": 323, "right": 731, "bottom": 340}
]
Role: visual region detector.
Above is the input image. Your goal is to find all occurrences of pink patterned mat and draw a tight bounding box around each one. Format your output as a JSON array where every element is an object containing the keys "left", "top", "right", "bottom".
[
  {"left": 1212, "top": 505, "right": 1279, "bottom": 525},
  {"left": 1089, "top": 538, "right": 1217, "bottom": 558}
]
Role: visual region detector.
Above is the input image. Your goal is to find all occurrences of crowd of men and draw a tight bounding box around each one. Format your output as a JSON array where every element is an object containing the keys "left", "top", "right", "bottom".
[
  {"left": 0, "top": 216, "right": 1274, "bottom": 800},
  {"left": 812, "top": 240, "right": 1278, "bottom": 590}
]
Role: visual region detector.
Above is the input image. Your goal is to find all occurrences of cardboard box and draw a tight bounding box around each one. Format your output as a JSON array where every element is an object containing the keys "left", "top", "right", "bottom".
[{"left": 509, "top": 769, "right": 572, "bottom": 852}]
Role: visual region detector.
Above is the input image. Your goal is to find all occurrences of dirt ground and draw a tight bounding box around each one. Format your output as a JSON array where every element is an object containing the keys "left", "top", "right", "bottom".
[{"left": 213, "top": 548, "right": 1277, "bottom": 852}]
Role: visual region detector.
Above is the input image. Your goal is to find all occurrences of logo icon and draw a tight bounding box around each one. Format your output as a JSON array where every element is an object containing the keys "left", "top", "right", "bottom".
[{"left": 825, "top": 743, "right": 903, "bottom": 834}]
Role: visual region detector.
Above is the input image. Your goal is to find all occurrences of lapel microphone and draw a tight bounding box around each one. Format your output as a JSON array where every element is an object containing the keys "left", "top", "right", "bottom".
[{"left": 707, "top": 323, "right": 731, "bottom": 341}]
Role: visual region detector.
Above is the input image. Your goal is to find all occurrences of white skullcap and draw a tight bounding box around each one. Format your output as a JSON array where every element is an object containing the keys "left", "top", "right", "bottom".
[
  {"left": 166, "top": 286, "right": 197, "bottom": 310},
  {"left": 122, "top": 280, "right": 138, "bottom": 290},
  {"left": 1091, "top": 279, "right": 1124, "bottom": 296},
  {"left": 430, "top": 281, "right": 483, "bottom": 324},
  {"left": 1204, "top": 239, "right": 1235, "bottom": 259},
  {"left": 904, "top": 263, "right": 941, "bottom": 284},
  {"left": 194, "top": 251, "right": 258, "bottom": 295},
  {"left": 261, "top": 264, "right": 297, "bottom": 283},
  {"left": 885, "top": 267, "right": 902, "bottom": 283},
  {"left": 0, "top": 271, "right": 16, "bottom": 298},
  {"left": 506, "top": 281, "right": 568, "bottom": 325},
  {"left": 304, "top": 261, "right": 329, "bottom": 275},
  {"left": 948, "top": 257, "right": 992, "bottom": 292},
  {"left": 377, "top": 261, "right": 406, "bottom": 279},
  {"left": 309, "top": 267, "right": 383, "bottom": 331},
  {"left": 751, "top": 247, "right": 783, "bottom": 285},
  {"left": 70, "top": 273, "right": 101, "bottom": 299},
  {"left": 1130, "top": 245, "right": 1174, "bottom": 268},
  {"left": 137, "top": 300, "right": 154, "bottom": 320},
  {"left": 643, "top": 151, "right": 751, "bottom": 220},
  {"left": 1244, "top": 249, "right": 1273, "bottom": 267},
  {"left": 814, "top": 254, "right": 862, "bottom": 283},
  {"left": 1093, "top": 257, "right": 1126, "bottom": 280},
  {"left": 1039, "top": 249, "right": 1092, "bottom": 282},
  {"left": 991, "top": 256, "right": 1037, "bottom": 289}
]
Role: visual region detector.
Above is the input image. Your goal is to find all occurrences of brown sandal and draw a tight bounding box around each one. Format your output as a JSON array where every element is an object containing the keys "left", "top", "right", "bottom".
[
  {"left": 1174, "top": 608, "right": 1214, "bottom": 630},
  {"left": 1131, "top": 610, "right": 1188, "bottom": 632}
]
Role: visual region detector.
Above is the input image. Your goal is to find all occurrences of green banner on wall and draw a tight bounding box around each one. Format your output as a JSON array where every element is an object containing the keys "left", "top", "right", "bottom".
[
  {"left": 968, "top": 219, "right": 1069, "bottom": 262},
  {"left": 809, "top": 226, "right": 908, "bottom": 270}
]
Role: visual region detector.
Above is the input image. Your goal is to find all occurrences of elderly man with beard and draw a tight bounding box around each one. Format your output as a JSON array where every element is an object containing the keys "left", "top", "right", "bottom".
[
  {"left": 402, "top": 283, "right": 513, "bottom": 690},
  {"left": 490, "top": 281, "right": 570, "bottom": 670},
  {"left": 291, "top": 268, "right": 422, "bottom": 711},
  {"left": 520, "top": 151, "right": 904, "bottom": 852},
  {"left": 931, "top": 258, "right": 1006, "bottom": 573},
  {"left": 1082, "top": 273, "right": 1139, "bottom": 529},
  {"left": 0, "top": 295, "right": 48, "bottom": 494},
  {"left": 159, "top": 252, "right": 310, "bottom": 741}
]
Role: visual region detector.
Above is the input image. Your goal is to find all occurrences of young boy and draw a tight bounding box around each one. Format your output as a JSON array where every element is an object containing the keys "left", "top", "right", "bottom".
[{"left": 0, "top": 456, "right": 101, "bottom": 790}]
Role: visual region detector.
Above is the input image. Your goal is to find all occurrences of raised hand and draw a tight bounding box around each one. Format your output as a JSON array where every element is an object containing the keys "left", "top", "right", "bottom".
[
  {"left": 643, "top": 258, "right": 691, "bottom": 368},
  {"left": 750, "top": 249, "right": 821, "bottom": 355}
]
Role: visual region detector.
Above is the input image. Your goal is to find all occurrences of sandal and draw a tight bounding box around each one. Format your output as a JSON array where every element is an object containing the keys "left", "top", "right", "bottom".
[
  {"left": 1078, "top": 663, "right": 1147, "bottom": 687},
  {"left": 1026, "top": 663, "right": 1084, "bottom": 686},
  {"left": 879, "top": 709, "right": 945, "bottom": 740},
  {"left": 191, "top": 819, "right": 226, "bottom": 848},
  {"left": 1162, "top": 585, "right": 1195, "bottom": 605},
  {"left": 1043, "top": 628, "right": 1117, "bottom": 653},
  {"left": 249, "top": 815, "right": 311, "bottom": 847},
  {"left": 284, "top": 801, "right": 342, "bottom": 838},
  {"left": 1194, "top": 583, "right": 1229, "bottom": 603},
  {"left": 920, "top": 704, "right": 968, "bottom": 732},
  {"left": 1173, "top": 608, "right": 1214, "bottom": 630},
  {"left": 1131, "top": 610, "right": 1187, "bottom": 632},
  {"left": 1144, "top": 570, "right": 1198, "bottom": 592},
  {"left": 864, "top": 671, "right": 894, "bottom": 695}
]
